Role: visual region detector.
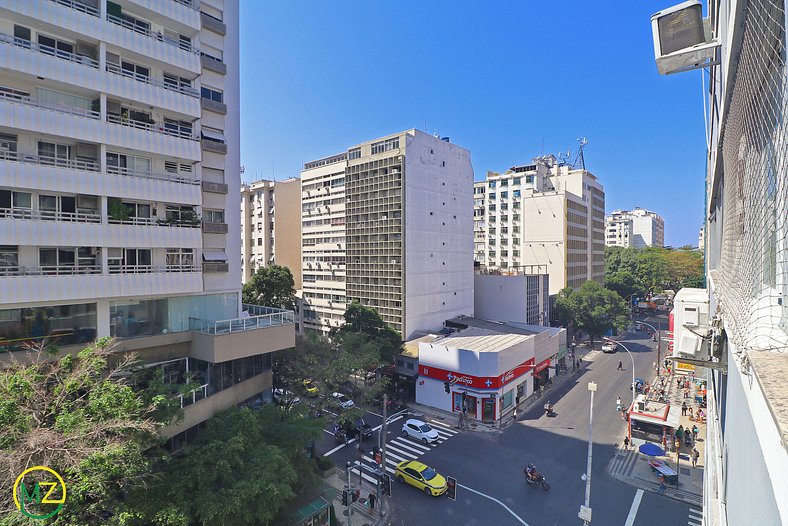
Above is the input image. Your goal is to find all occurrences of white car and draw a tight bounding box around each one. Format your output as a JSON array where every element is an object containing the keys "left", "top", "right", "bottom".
[
  {"left": 273, "top": 388, "right": 301, "bottom": 406},
  {"left": 401, "top": 418, "right": 440, "bottom": 445},
  {"left": 331, "top": 392, "right": 355, "bottom": 410},
  {"left": 602, "top": 342, "right": 617, "bottom": 353}
]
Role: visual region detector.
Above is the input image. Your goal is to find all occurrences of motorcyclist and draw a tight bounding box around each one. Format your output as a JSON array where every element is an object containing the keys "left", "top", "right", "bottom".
[
  {"left": 544, "top": 401, "right": 554, "bottom": 416},
  {"left": 525, "top": 463, "right": 539, "bottom": 482}
]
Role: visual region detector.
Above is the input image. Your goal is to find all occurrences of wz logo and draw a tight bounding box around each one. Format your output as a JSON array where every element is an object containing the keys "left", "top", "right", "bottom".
[{"left": 13, "top": 466, "right": 66, "bottom": 520}]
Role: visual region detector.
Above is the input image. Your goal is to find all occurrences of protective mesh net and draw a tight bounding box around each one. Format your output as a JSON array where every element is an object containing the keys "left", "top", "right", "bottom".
[{"left": 716, "top": 0, "right": 788, "bottom": 353}]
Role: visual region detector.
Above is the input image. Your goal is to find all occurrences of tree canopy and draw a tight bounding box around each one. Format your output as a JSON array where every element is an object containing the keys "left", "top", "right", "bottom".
[
  {"left": 553, "top": 281, "right": 629, "bottom": 346},
  {"left": 242, "top": 265, "right": 296, "bottom": 309},
  {"left": 605, "top": 245, "right": 703, "bottom": 295}
]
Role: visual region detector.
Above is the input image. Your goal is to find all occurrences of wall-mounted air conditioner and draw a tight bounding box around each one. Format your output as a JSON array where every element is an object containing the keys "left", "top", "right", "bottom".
[{"left": 651, "top": 0, "right": 720, "bottom": 75}]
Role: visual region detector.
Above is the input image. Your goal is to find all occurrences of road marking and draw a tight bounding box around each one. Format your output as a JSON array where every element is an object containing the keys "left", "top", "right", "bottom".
[
  {"left": 457, "top": 483, "right": 530, "bottom": 526},
  {"left": 624, "top": 489, "right": 643, "bottom": 526},
  {"left": 427, "top": 419, "right": 457, "bottom": 432},
  {"left": 392, "top": 437, "right": 431, "bottom": 453},
  {"left": 383, "top": 444, "right": 416, "bottom": 461},
  {"left": 584, "top": 350, "right": 601, "bottom": 361},
  {"left": 688, "top": 507, "right": 703, "bottom": 526}
]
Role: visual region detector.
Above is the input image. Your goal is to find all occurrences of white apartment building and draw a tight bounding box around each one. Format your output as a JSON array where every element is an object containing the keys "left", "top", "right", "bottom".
[
  {"left": 689, "top": 0, "right": 788, "bottom": 524},
  {"left": 0, "top": 0, "right": 294, "bottom": 448},
  {"left": 473, "top": 181, "right": 486, "bottom": 266},
  {"left": 301, "top": 130, "right": 474, "bottom": 339},
  {"left": 605, "top": 207, "right": 665, "bottom": 248},
  {"left": 479, "top": 156, "right": 605, "bottom": 295},
  {"left": 240, "top": 177, "right": 302, "bottom": 287},
  {"left": 474, "top": 267, "right": 549, "bottom": 326}
]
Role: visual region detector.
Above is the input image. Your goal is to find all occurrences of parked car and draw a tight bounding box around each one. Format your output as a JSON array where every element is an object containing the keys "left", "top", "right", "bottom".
[
  {"left": 331, "top": 392, "right": 355, "bottom": 410},
  {"left": 273, "top": 388, "right": 301, "bottom": 406},
  {"left": 343, "top": 417, "right": 373, "bottom": 440},
  {"left": 601, "top": 342, "right": 617, "bottom": 353},
  {"left": 401, "top": 418, "right": 440, "bottom": 444},
  {"left": 302, "top": 379, "right": 319, "bottom": 396},
  {"left": 395, "top": 460, "right": 447, "bottom": 496}
]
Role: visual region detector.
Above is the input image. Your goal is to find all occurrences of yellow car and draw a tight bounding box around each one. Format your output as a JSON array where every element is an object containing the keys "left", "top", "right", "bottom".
[
  {"left": 302, "top": 379, "right": 319, "bottom": 396},
  {"left": 395, "top": 460, "right": 447, "bottom": 496}
]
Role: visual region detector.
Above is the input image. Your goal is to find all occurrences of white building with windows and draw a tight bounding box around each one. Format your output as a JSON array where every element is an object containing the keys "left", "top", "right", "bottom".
[
  {"left": 300, "top": 130, "right": 474, "bottom": 339},
  {"left": 0, "top": 0, "right": 294, "bottom": 449},
  {"left": 605, "top": 208, "right": 665, "bottom": 248}
]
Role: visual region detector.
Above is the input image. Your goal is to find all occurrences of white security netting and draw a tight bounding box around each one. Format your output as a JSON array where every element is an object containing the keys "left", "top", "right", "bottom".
[{"left": 716, "top": 0, "right": 788, "bottom": 353}]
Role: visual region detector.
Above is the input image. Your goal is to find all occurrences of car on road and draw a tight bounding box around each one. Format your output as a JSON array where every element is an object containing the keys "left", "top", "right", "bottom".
[
  {"left": 602, "top": 342, "right": 617, "bottom": 353},
  {"left": 401, "top": 419, "right": 440, "bottom": 444},
  {"left": 302, "top": 379, "right": 319, "bottom": 396},
  {"left": 273, "top": 388, "right": 301, "bottom": 406},
  {"left": 330, "top": 392, "right": 355, "bottom": 410},
  {"left": 342, "top": 417, "right": 373, "bottom": 440},
  {"left": 395, "top": 460, "right": 447, "bottom": 496}
]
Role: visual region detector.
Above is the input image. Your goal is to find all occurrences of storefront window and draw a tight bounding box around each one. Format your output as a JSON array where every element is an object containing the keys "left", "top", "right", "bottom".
[
  {"left": 501, "top": 389, "right": 514, "bottom": 410},
  {"left": 0, "top": 303, "right": 97, "bottom": 352}
]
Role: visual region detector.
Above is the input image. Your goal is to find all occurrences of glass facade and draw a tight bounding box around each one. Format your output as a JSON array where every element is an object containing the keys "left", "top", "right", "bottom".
[
  {"left": 0, "top": 303, "right": 97, "bottom": 352},
  {"left": 110, "top": 293, "right": 237, "bottom": 338}
]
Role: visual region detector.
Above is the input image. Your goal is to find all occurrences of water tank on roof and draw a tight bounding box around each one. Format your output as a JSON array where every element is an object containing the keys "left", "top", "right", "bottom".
[{"left": 441, "top": 137, "right": 450, "bottom": 142}]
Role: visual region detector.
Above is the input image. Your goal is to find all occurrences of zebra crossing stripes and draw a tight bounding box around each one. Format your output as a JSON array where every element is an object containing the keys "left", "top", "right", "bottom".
[{"left": 687, "top": 507, "right": 703, "bottom": 526}]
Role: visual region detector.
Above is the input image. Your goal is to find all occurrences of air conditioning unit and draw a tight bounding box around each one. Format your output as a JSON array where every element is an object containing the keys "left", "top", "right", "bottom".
[{"left": 651, "top": 0, "right": 720, "bottom": 75}]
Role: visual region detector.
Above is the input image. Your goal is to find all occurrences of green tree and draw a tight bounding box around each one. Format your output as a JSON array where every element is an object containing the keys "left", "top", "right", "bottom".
[
  {"left": 554, "top": 281, "right": 629, "bottom": 347},
  {"left": 0, "top": 339, "right": 179, "bottom": 525},
  {"left": 334, "top": 301, "right": 402, "bottom": 365},
  {"left": 664, "top": 247, "right": 704, "bottom": 290},
  {"left": 605, "top": 270, "right": 646, "bottom": 300},
  {"left": 242, "top": 265, "right": 296, "bottom": 309},
  {"left": 636, "top": 247, "right": 671, "bottom": 293}
]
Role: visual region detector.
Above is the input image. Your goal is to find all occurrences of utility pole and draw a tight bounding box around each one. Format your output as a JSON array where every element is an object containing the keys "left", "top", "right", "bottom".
[
  {"left": 346, "top": 461, "right": 353, "bottom": 526},
  {"left": 379, "top": 393, "right": 387, "bottom": 506},
  {"left": 580, "top": 381, "right": 597, "bottom": 525}
]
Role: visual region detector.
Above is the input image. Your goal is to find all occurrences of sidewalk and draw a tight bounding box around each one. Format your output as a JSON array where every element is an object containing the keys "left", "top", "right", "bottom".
[
  {"left": 608, "top": 347, "right": 706, "bottom": 507},
  {"left": 324, "top": 469, "right": 391, "bottom": 526}
]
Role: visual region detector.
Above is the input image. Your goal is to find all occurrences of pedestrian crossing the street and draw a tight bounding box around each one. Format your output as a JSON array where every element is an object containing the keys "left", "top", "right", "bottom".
[
  {"left": 687, "top": 507, "right": 703, "bottom": 526},
  {"left": 348, "top": 419, "right": 458, "bottom": 485}
]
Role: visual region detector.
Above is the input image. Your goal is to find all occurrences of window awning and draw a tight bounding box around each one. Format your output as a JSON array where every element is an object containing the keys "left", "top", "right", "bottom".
[
  {"left": 201, "top": 128, "right": 225, "bottom": 142},
  {"left": 203, "top": 250, "right": 227, "bottom": 262}
]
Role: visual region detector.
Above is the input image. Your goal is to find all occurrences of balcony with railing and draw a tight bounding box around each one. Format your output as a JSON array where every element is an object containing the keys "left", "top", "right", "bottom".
[
  {"left": 0, "top": 265, "right": 101, "bottom": 277},
  {"left": 105, "top": 13, "right": 199, "bottom": 54},
  {"left": 0, "top": 208, "right": 101, "bottom": 223},
  {"left": 0, "top": 150, "right": 100, "bottom": 172},
  {"left": 106, "top": 164, "right": 199, "bottom": 185},
  {"left": 188, "top": 305, "right": 295, "bottom": 363},
  {"left": 106, "top": 112, "right": 198, "bottom": 141},
  {"left": 173, "top": 0, "right": 199, "bottom": 10},
  {"left": 0, "top": 90, "right": 100, "bottom": 120},
  {"left": 0, "top": 32, "right": 99, "bottom": 69},
  {"left": 48, "top": 0, "right": 100, "bottom": 17},
  {"left": 108, "top": 264, "right": 200, "bottom": 274},
  {"left": 105, "top": 62, "right": 199, "bottom": 97}
]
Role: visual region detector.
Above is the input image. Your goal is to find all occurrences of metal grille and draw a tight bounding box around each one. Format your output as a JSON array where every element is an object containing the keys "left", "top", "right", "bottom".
[{"left": 717, "top": 0, "right": 788, "bottom": 352}]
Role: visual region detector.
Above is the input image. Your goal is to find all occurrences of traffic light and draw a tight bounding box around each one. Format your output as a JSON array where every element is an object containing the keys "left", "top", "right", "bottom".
[
  {"left": 381, "top": 473, "right": 392, "bottom": 497},
  {"left": 341, "top": 490, "right": 349, "bottom": 506},
  {"left": 446, "top": 476, "right": 457, "bottom": 501},
  {"left": 444, "top": 381, "right": 450, "bottom": 393}
]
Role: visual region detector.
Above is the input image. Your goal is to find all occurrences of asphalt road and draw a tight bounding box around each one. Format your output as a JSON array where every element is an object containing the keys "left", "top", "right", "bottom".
[{"left": 324, "top": 314, "right": 696, "bottom": 525}]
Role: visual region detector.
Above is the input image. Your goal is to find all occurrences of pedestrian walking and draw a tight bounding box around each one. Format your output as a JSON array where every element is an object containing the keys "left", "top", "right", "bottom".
[
  {"left": 664, "top": 359, "right": 669, "bottom": 369},
  {"left": 692, "top": 448, "right": 700, "bottom": 467},
  {"left": 658, "top": 474, "right": 666, "bottom": 494},
  {"left": 368, "top": 492, "right": 376, "bottom": 510},
  {"left": 616, "top": 396, "right": 622, "bottom": 412},
  {"left": 617, "top": 360, "right": 623, "bottom": 370},
  {"left": 676, "top": 425, "right": 684, "bottom": 442},
  {"left": 692, "top": 424, "right": 699, "bottom": 440},
  {"left": 682, "top": 401, "right": 688, "bottom": 416},
  {"left": 624, "top": 436, "right": 630, "bottom": 449},
  {"left": 688, "top": 407, "right": 694, "bottom": 420},
  {"left": 677, "top": 377, "right": 682, "bottom": 388}
]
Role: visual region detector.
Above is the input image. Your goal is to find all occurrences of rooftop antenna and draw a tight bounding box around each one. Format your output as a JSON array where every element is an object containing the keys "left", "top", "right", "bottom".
[{"left": 573, "top": 137, "right": 588, "bottom": 170}]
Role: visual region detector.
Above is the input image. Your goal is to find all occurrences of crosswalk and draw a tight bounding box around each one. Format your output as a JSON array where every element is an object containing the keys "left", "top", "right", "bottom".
[
  {"left": 348, "top": 418, "right": 458, "bottom": 484},
  {"left": 687, "top": 507, "right": 703, "bottom": 526},
  {"left": 608, "top": 447, "right": 640, "bottom": 480},
  {"left": 584, "top": 350, "right": 601, "bottom": 362}
]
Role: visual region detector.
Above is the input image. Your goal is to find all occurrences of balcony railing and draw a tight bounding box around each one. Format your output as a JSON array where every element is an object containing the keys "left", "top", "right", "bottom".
[
  {"left": 48, "top": 0, "right": 100, "bottom": 16},
  {"left": 0, "top": 207, "right": 101, "bottom": 223},
  {"left": 0, "top": 90, "right": 100, "bottom": 120},
  {"left": 0, "top": 265, "right": 101, "bottom": 276},
  {"left": 106, "top": 164, "right": 200, "bottom": 185},
  {"left": 107, "top": 216, "right": 200, "bottom": 228},
  {"left": 179, "top": 383, "right": 208, "bottom": 407},
  {"left": 0, "top": 150, "right": 100, "bottom": 172},
  {"left": 0, "top": 32, "right": 99, "bottom": 68},
  {"left": 105, "top": 62, "right": 199, "bottom": 97},
  {"left": 189, "top": 306, "right": 294, "bottom": 335},
  {"left": 106, "top": 113, "right": 198, "bottom": 141},
  {"left": 172, "top": 0, "right": 199, "bottom": 10},
  {"left": 107, "top": 264, "right": 200, "bottom": 274},
  {"left": 106, "top": 13, "right": 199, "bottom": 54}
]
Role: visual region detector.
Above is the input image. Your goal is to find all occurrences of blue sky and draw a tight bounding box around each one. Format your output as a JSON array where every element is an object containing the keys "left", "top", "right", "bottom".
[{"left": 240, "top": 2, "right": 707, "bottom": 247}]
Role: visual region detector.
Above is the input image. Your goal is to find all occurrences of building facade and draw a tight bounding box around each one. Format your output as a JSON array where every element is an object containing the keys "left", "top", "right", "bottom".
[
  {"left": 605, "top": 208, "right": 665, "bottom": 248},
  {"left": 477, "top": 156, "right": 605, "bottom": 295},
  {"left": 693, "top": 0, "right": 788, "bottom": 524},
  {"left": 300, "top": 130, "right": 474, "bottom": 339},
  {"left": 0, "top": 0, "right": 294, "bottom": 447},
  {"left": 474, "top": 267, "right": 549, "bottom": 326},
  {"left": 240, "top": 177, "right": 302, "bottom": 287}
]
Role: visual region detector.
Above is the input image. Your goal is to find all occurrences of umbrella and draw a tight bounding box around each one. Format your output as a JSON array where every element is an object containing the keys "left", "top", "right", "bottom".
[{"left": 639, "top": 443, "right": 666, "bottom": 456}]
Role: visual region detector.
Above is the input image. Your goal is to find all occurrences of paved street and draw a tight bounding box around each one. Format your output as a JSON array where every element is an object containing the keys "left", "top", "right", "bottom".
[{"left": 322, "top": 315, "right": 701, "bottom": 525}]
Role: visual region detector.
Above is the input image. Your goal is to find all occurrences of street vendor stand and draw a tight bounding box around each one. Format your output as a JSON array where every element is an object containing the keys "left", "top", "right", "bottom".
[{"left": 627, "top": 394, "right": 681, "bottom": 444}]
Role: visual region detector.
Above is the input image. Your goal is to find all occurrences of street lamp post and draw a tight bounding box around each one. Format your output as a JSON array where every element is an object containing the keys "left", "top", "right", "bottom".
[
  {"left": 604, "top": 337, "right": 636, "bottom": 410},
  {"left": 639, "top": 320, "right": 661, "bottom": 376},
  {"left": 580, "top": 381, "right": 597, "bottom": 525}
]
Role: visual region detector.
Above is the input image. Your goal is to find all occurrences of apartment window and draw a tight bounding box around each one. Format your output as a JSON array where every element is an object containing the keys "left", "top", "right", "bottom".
[
  {"left": 348, "top": 147, "right": 361, "bottom": 160},
  {"left": 201, "top": 127, "right": 225, "bottom": 144},
  {"left": 38, "top": 142, "right": 71, "bottom": 164},
  {"left": 204, "top": 209, "right": 224, "bottom": 223},
  {"left": 200, "top": 86, "right": 223, "bottom": 103},
  {"left": 107, "top": 152, "right": 151, "bottom": 175},
  {"left": 500, "top": 191, "right": 508, "bottom": 199},
  {"left": 201, "top": 10, "right": 223, "bottom": 22},
  {"left": 489, "top": 227, "right": 496, "bottom": 235},
  {"left": 0, "top": 303, "right": 97, "bottom": 351},
  {"left": 39, "top": 194, "right": 77, "bottom": 219},
  {"left": 370, "top": 138, "right": 399, "bottom": 154},
  {"left": 500, "top": 180, "right": 508, "bottom": 187},
  {"left": 165, "top": 73, "right": 192, "bottom": 91},
  {"left": 37, "top": 34, "right": 74, "bottom": 57},
  {"left": 0, "top": 86, "right": 30, "bottom": 101},
  {"left": 489, "top": 193, "right": 496, "bottom": 201},
  {"left": 165, "top": 205, "right": 195, "bottom": 222},
  {"left": 526, "top": 175, "right": 535, "bottom": 184},
  {"left": 164, "top": 118, "right": 193, "bottom": 138},
  {"left": 0, "top": 190, "right": 32, "bottom": 215},
  {"left": 120, "top": 60, "right": 150, "bottom": 80},
  {"left": 166, "top": 248, "right": 194, "bottom": 268},
  {"left": 257, "top": 238, "right": 262, "bottom": 246},
  {"left": 0, "top": 246, "right": 19, "bottom": 269},
  {"left": 0, "top": 133, "right": 18, "bottom": 156},
  {"left": 13, "top": 24, "right": 31, "bottom": 44},
  {"left": 488, "top": 181, "right": 496, "bottom": 189},
  {"left": 513, "top": 190, "right": 521, "bottom": 198},
  {"left": 488, "top": 204, "right": 496, "bottom": 212},
  {"left": 513, "top": 177, "right": 521, "bottom": 185}
]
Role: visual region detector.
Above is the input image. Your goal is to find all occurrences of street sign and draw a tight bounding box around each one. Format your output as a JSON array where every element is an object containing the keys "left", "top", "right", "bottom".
[
  {"left": 579, "top": 505, "right": 592, "bottom": 522},
  {"left": 446, "top": 476, "right": 457, "bottom": 501}
]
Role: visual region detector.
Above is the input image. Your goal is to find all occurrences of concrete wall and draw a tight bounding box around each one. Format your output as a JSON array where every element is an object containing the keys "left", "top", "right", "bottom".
[
  {"left": 190, "top": 322, "right": 294, "bottom": 363},
  {"left": 522, "top": 192, "right": 567, "bottom": 295},
  {"left": 273, "top": 178, "right": 303, "bottom": 289},
  {"left": 403, "top": 132, "right": 474, "bottom": 338},
  {"left": 474, "top": 274, "right": 527, "bottom": 323}
]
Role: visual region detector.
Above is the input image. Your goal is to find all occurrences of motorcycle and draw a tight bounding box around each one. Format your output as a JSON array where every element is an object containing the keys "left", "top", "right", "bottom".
[
  {"left": 334, "top": 427, "right": 347, "bottom": 444},
  {"left": 524, "top": 469, "right": 551, "bottom": 491},
  {"left": 544, "top": 404, "right": 555, "bottom": 417}
]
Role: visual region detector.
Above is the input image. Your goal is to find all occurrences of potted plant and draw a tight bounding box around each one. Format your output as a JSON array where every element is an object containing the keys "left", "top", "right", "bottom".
[{"left": 107, "top": 198, "right": 130, "bottom": 222}]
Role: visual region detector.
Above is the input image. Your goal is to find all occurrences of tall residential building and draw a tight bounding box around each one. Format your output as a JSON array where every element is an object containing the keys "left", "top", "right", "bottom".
[
  {"left": 693, "top": 0, "right": 788, "bottom": 524},
  {"left": 473, "top": 181, "right": 487, "bottom": 266},
  {"left": 0, "top": 0, "right": 294, "bottom": 448},
  {"left": 300, "top": 129, "right": 474, "bottom": 339},
  {"left": 698, "top": 225, "right": 705, "bottom": 252},
  {"left": 240, "top": 177, "right": 302, "bottom": 287},
  {"left": 478, "top": 155, "right": 605, "bottom": 295},
  {"left": 605, "top": 208, "right": 665, "bottom": 248}
]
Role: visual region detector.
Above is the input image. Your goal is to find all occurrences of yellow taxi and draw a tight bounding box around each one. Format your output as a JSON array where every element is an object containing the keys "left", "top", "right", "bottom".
[
  {"left": 302, "top": 379, "right": 319, "bottom": 396},
  {"left": 394, "top": 460, "right": 447, "bottom": 496}
]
